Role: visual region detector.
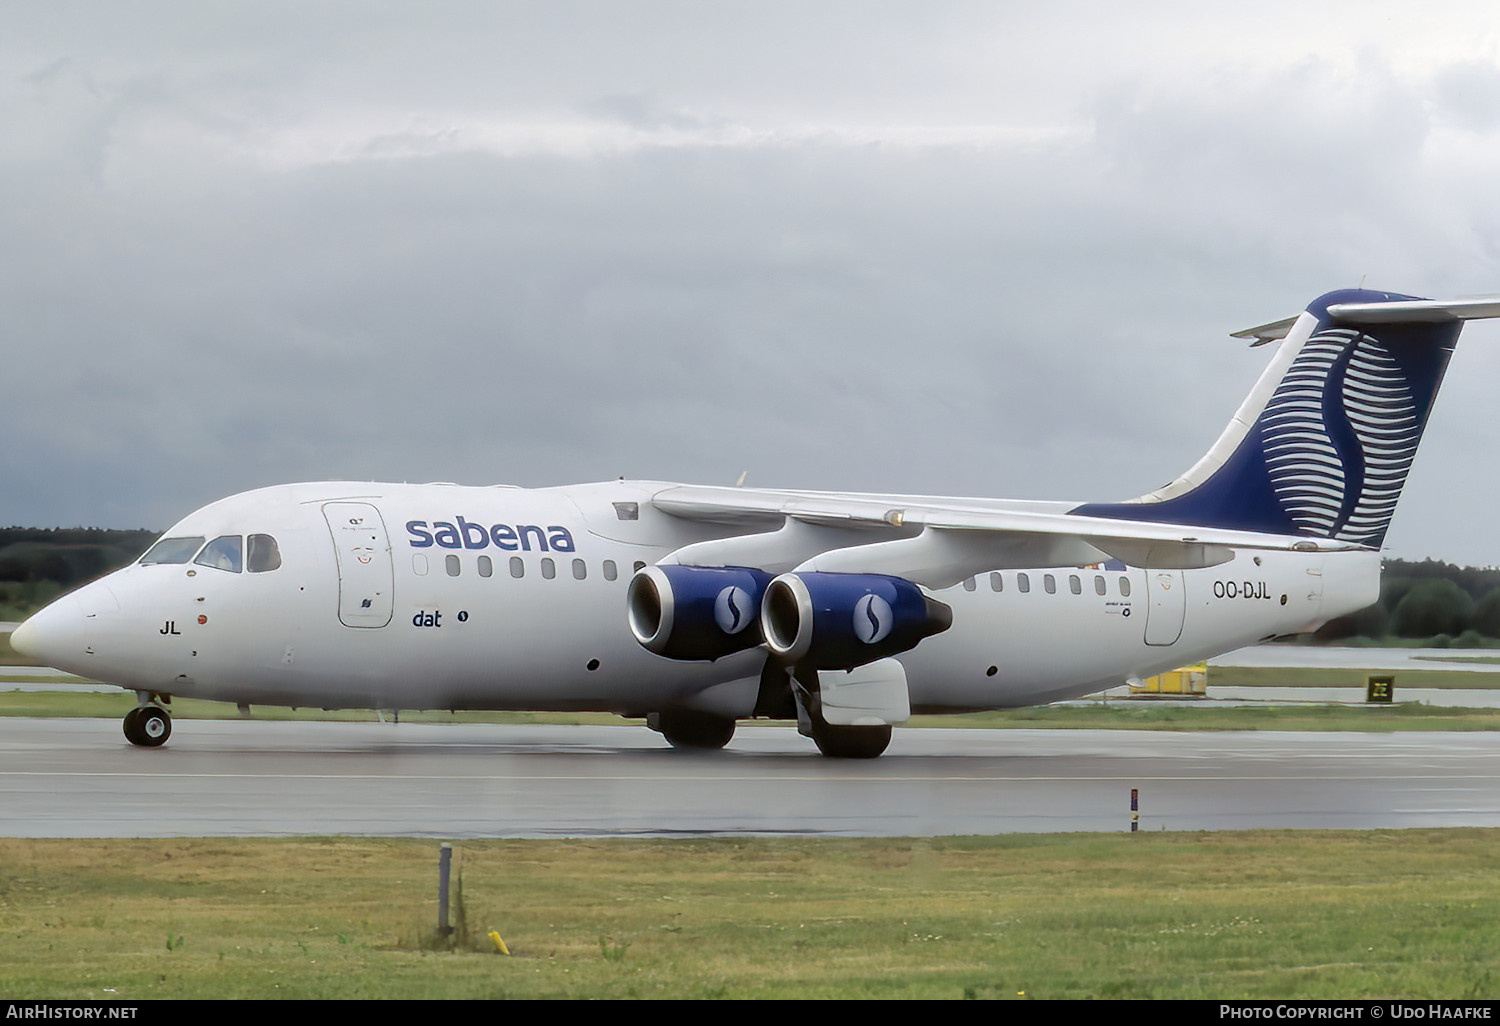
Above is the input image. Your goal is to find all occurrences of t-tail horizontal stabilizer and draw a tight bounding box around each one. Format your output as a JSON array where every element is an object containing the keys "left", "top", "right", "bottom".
[
  {"left": 1234, "top": 295, "right": 1500, "bottom": 342},
  {"left": 1075, "top": 288, "right": 1500, "bottom": 548}
]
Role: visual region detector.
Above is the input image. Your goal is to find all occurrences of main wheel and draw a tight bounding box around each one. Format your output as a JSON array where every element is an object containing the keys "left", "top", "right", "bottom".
[
  {"left": 123, "top": 705, "right": 171, "bottom": 748},
  {"left": 810, "top": 722, "right": 891, "bottom": 759},
  {"left": 654, "top": 710, "right": 736, "bottom": 751}
]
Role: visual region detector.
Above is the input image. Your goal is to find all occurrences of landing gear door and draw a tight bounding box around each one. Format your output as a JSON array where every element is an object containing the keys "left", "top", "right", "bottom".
[
  {"left": 1144, "top": 570, "right": 1185, "bottom": 646},
  {"left": 322, "top": 502, "right": 394, "bottom": 628}
]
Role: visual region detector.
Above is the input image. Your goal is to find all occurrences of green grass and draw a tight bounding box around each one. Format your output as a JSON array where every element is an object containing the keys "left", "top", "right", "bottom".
[
  {"left": 1208, "top": 663, "right": 1500, "bottom": 689},
  {"left": 0, "top": 689, "right": 628, "bottom": 725},
  {"left": 0, "top": 832, "right": 1495, "bottom": 999}
]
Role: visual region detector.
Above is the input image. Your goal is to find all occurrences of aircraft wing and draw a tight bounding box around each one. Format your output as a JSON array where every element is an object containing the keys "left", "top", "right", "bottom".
[{"left": 647, "top": 484, "right": 1361, "bottom": 588}]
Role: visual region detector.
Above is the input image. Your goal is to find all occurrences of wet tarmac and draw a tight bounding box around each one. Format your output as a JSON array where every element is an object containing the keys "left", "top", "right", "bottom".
[{"left": 2, "top": 718, "right": 1497, "bottom": 838}]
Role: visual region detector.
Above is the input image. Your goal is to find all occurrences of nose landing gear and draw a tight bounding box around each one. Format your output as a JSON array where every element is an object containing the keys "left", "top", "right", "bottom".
[{"left": 123, "top": 701, "right": 171, "bottom": 748}]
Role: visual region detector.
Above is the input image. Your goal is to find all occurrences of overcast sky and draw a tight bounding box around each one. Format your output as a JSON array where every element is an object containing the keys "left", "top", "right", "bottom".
[{"left": 8, "top": 2, "right": 1500, "bottom": 564}]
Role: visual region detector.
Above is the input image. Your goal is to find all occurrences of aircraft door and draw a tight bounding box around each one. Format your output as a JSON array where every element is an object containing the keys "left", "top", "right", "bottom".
[
  {"left": 322, "top": 502, "right": 394, "bottom": 628},
  {"left": 1144, "top": 570, "right": 1185, "bottom": 646}
]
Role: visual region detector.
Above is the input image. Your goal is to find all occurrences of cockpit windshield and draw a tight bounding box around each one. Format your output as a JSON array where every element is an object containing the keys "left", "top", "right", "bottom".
[
  {"left": 139, "top": 536, "right": 206, "bottom": 565},
  {"left": 138, "top": 533, "right": 282, "bottom": 572},
  {"left": 247, "top": 534, "right": 281, "bottom": 572},
  {"left": 194, "top": 536, "right": 243, "bottom": 573}
]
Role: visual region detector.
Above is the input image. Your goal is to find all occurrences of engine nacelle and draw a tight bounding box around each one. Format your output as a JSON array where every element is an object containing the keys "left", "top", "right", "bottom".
[
  {"left": 627, "top": 565, "right": 773, "bottom": 661},
  {"left": 760, "top": 571, "right": 952, "bottom": 670}
]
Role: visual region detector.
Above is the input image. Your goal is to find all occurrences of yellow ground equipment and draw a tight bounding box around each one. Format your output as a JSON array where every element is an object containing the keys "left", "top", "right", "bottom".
[{"left": 1131, "top": 664, "right": 1206, "bottom": 696}]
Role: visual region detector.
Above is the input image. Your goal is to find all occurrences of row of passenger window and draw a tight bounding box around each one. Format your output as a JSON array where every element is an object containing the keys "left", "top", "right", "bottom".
[
  {"left": 415, "top": 554, "right": 649, "bottom": 581},
  {"left": 960, "top": 571, "right": 1132, "bottom": 597}
]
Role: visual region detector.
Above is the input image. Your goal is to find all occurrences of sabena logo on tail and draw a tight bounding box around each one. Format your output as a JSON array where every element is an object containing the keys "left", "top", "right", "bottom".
[
  {"left": 1261, "top": 325, "right": 1421, "bottom": 544},
  {"left": 1071, "top": 288, "right": 1500, "bottom": 546}
]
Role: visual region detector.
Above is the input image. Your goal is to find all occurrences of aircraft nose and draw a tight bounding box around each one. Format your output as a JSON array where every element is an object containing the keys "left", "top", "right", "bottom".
[
  {"left": 9, "top": 605, "right": 74, "bottom": 666},
  {"left": 8, "top": 583, "right": 118, "bottom": 669},
  {"left": 8, "top": 615, "right": 42, "bottom": 660}
]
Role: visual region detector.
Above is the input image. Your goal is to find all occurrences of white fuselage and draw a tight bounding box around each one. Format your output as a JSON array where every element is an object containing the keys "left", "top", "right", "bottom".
[{"left": 20, "top": 480, "right": 1380, "bottom": 717}]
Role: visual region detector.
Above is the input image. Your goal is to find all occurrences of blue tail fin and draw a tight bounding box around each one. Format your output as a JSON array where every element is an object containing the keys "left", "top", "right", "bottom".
[{"left": 1073, "top": 289, "right": 1467, "bottom": 547}]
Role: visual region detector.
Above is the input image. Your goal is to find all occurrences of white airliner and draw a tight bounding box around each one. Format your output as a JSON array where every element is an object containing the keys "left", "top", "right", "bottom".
[{"left": 13, "top": 288, "right": 1500, "bottom": 757}]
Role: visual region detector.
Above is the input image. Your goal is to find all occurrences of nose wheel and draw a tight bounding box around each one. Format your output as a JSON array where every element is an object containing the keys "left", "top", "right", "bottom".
[{"left": 123, "top": 705, "right": 172, "bottom": 748}]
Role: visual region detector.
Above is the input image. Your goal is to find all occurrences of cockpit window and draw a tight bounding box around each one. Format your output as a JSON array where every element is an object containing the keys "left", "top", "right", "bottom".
[
  {"left": 194, "top": 535, "right": 243, "bottom": 573},
  {"left": 139, "top": 536, "right": 206, "bottom": 566},
  {"left": 247, "top": 534, "right": 281, "bottom": 573}
]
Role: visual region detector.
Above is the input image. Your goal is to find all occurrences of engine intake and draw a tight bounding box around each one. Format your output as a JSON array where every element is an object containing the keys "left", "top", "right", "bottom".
[
  {"left": 760, "top": 571, "right": 952, "bottom": 670},
  {"left": 627, "top": 565, "right": 773, "bottom": 661}
]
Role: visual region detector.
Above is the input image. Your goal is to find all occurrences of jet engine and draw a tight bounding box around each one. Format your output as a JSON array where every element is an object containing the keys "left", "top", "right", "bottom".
[
  {"left": 627, "top": 565, "right": 773, "bottom": 661},
  {"left": 759, "top": 571, "right": 952, "bottom": 670}
]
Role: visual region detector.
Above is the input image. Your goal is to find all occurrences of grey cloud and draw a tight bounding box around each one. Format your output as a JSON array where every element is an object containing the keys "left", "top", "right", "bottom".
[
  {"left": 9, "top": 4, "right": 1500, "bottom": 567},
  {"left": 1433, "top": 60, "right": 1500, "bottom": 132}
]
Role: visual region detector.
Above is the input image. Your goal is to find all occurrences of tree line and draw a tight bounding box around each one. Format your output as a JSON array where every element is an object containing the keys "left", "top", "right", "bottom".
[
  {"left": 1316, "top": 559, "right": 1500, "bottom": 646},
  {"left": 0, "top": 527, "right": 158, "bottom": 621}
]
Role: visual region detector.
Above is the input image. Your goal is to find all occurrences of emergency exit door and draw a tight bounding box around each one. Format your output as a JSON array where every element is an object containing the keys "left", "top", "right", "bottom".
[{"left": 1144, "top": 570, "right": 1185, "bottom": 646}]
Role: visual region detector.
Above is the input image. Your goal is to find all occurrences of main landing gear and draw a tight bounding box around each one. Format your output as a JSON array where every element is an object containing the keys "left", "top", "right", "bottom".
[
  {"left": 791, "top": 665, "right": 894, "bottom": 759},
  {"left": 123, "top": 698, "right": 171, "bottom": 748},
  {"left": 806, "top": 718, "right": 892, "bottom": 759},
  {"left": 797, "top": 696, "right": 892, "bottom": 759},
  {"left": 648, "top": 709, "right": 736, "bottom": 751},
  {"left": 645, "top": 681, "right": 894, "bottom": 758}
]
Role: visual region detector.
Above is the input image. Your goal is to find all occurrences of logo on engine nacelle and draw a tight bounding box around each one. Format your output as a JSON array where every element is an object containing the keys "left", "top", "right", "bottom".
[
  {"left": 714, "top": 586, "right": 756, "bottom": 635},
  {"left": 852, "top": 593, "right": 894, "bottom": 645}
]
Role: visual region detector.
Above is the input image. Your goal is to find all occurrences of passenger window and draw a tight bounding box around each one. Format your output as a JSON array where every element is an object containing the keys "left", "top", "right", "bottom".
[
  {"left": 633, "top": 561, "right": 646, "bottom": 573},
  {"left": 1119, "top": 577, "right": 1132, "bottom": 597},
  {"left": 962, "top": 577, "right": 976, "bottom": 592},
  {"left": 1044, "top": 574, "right": 1056, "bottom": 594},
  {"left": 247, "top": 534, "right": 281, "bottom": 572},
  {"left": 603, "top": 559, "right": 618, "bottom": 582},
  {"left": 445, "top": 554, "right": 460, "bottom": 577},
  {"left": 572, "top": 558, "right": 587, "bottom": 580},
  {"left": 413, "top": 554, "right": 428, "bottom": 577},
  {"left": 1094, "top": 575, "right": 1106, "bottom": 596},
  {"left": 140, "top": 536, "right": 206, "bottom": 565},
  {"left": 510, "top": 557, "right": 525, "bottom": 579},
  {"left": 478, "top": 555, "right": 493, "bottom": 578},
  {"left": 989, "top": 572, "right": 1003, "bottom": 592},
  {"left": 541, "top": 558, "right": 556, "bottom": 580},
  {"left": 194, "top": 536, "right": 243, "bottom": 573},
  {"left": 1069, "top": 574, "right": 1082, "bottom": 595},
  {"left": 1017, "top": 573, "right": 1030, "bottom": 594}
]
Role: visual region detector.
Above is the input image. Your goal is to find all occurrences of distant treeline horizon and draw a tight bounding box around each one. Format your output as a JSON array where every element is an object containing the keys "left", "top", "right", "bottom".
[
  {"left": 0, "top": 526, "right": 159, "bottom": 621},
  {"left": 2, "top": 527, "right": 1499, "bottom": 646},
  {"left": 1314, "top": 557, "right": 1500, "bottom": 647}
]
